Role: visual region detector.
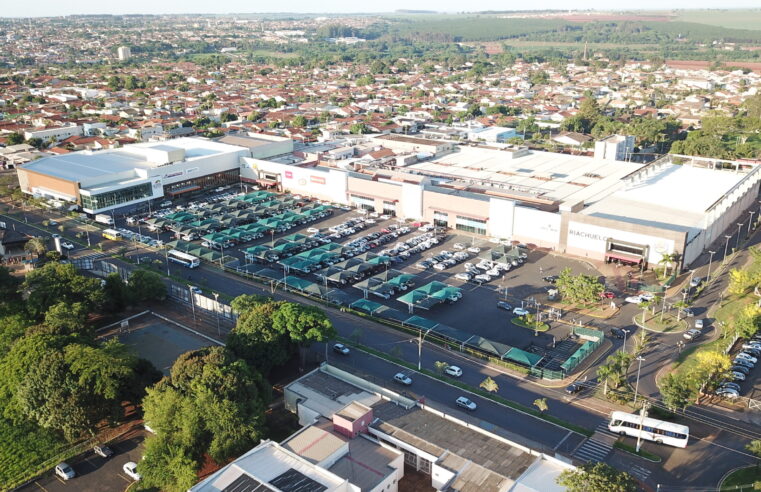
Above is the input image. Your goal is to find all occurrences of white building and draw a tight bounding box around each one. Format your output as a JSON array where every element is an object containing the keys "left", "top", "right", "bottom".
[
  {"left": 594, "top": 134, "right": 635, "bottom": 161},
  {"left": 24, "top": 124, "right": 83, "bottom": 142},
  {"left": 117, "top": 46, "right": 131, "bottom": 61}
]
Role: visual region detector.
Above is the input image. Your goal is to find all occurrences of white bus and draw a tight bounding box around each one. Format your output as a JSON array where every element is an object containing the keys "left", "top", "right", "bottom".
[
  {"left": 167, "top": 249, "right": 200, "bottom": 268},
  {"left": 608, "top": 411, "right": 689, "bottom": 448}
]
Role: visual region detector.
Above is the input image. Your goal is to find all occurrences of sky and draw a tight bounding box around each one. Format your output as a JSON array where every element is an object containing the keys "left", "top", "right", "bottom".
[{"left": 3, "top": 2, "right": 761, "bottom": 18}]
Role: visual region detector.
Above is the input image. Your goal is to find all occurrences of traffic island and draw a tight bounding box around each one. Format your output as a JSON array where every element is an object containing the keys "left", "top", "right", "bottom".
[
  {"left": 632, "top": 311, "right": 689, "bottom": 334},
  {"left": 719, "top": 466, "right": 761, "bottom": 490},
  {"left": 511, "top": 316, "right": 550, "bottom": 332},
  {"left": 613, "top": 441, "right": 662, "bottom": 463}
]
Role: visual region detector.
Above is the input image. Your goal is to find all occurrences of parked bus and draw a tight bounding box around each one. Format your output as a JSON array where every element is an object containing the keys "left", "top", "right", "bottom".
[
  {"left": 608, "top": 411, "right": 689, "bottom": 448},
  {"left": 167, "top": 249, "right": 201, "bottom": 268},
  {"left": 102, "top": 229, "right": 123, "bottom": 241}
]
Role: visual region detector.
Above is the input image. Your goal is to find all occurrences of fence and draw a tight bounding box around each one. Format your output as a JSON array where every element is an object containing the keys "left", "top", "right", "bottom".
[{"left": 560, "top": 327, "right": 605, "bottom": 373}]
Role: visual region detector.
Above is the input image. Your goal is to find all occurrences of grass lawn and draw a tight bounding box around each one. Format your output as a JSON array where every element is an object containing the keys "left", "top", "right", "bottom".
[
  {"left": 720, "top": 466, "right": 761, "bottom": 490},
  {"left": 511, "top": 317, "right": 550, "bottom": 332},
  {"left": 613, "top": 441, "right": 662, "bottom": 462},
  {"left": 639, "top": 312, "right": 687, "bottom": 333},
  {"left": 0, "top": 417, "right": 67, "bottom": 488}
]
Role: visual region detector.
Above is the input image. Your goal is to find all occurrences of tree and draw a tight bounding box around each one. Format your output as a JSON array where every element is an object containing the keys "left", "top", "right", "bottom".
[
  {"left": 6, "top": 133, "right": 24, "bottom": 145},
  {"left": 729, "top": 268, "right": 758, "bottom": 296},
  {"left": 533, "top": 397, "right": 548, "bottom": 413},
  {"left": 22, "top": 263, "right": 104, "bottom": 319},
  {"left": 102, "top": 273, "right": 128, "bottom": 313},
  {"left": 127, "top": 270, "right": 167, "bottom": 303},
  {"left": 555, "top": 268, "right": 604, "bottom": 305},
  {"left": 24, "top": 237, "right": 47, "bottom": 259},
  {"left": 557, "top": 462, "right": 637, "bottom": 492},
  {"left": 43, "top": 302, "right": 89, "bottom": 335},
  {"left": 694, "top": 351, "right": 731, "bottom": 382},
  {"left": 140, "top": 437, "right": 199, "bottom": 492},
  {"left": 142, "top": 347, "right": 269, "bottom": 488},
  {"left": 272, "top": 303, "right": 336, "bottom": 369},
  {"left": 746, "top": 440, "right": 761, "bottom": 469},
  {"left": 291, "top": 115, "right": 307, "bottom": 128},
  {"left": 659, "top": 373, "right": 696, "bottom": 411},
  {"left": 350, "top": 123, "right": 369, "bottom": 135},
  {"left": 227, "top": 300, "right": 291, "bottom": 373},
  {"left": 480, "top": 376, "right": 499, "bottom": 393},
  {"left": 434, "top": 361, "right": 449, "bottom": 376}
]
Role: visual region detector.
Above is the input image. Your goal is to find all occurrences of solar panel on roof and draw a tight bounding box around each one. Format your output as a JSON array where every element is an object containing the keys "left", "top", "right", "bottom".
[
  {"left": 222, "top": 473, "right": 266, "bottom": 492},
  {"left": 270, "top": 468, "right": 327, "bottom": 492}
]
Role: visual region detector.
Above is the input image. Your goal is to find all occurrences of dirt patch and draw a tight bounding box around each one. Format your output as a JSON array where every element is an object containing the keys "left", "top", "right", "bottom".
[{"left": 666, "top": 59, "right": 761, "bottom": 72}]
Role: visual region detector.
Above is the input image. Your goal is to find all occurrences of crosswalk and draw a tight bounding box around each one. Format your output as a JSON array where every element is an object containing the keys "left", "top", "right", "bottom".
[
  {"left": 572, "top": 423, "right": 616, "bottom": 463},
  {"left": 627, "top": 463, "right": 652, "bottom": 482}
]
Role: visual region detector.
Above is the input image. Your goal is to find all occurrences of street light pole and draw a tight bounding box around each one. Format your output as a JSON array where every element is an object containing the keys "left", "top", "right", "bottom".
[
  {"left": 636, "top": 402, "right": 650, "bottom": 453},
  {"left": 622, "top": 328, "right": 630, "bottom": 352},
  {"left": 418, "top": 328, "right": 432, "bottom": 371},
  {"left": 706, "top": 250, "right": 716, "bottom": 282},
  {"left": 723, "top": 234, "right": 732, "bottom": 263},
  {"left": 749, "top": 211, "right": 756, "bottom": 237},
  {"left": 736, "top": 222, "right": 744, "bottom": 251},
  {"left": 188, "top": 285, "right": 197, "bottom": 326},
  {"left": 213, "top": 292, "right": 221, "bottom": 337},
  {"left": 634, "top": 356, "right": 645, "bottom": 405}
]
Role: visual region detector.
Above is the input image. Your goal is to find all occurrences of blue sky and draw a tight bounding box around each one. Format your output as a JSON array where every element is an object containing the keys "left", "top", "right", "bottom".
[{"left": 4, "top": 2, "right": 761, "bottom": 18}]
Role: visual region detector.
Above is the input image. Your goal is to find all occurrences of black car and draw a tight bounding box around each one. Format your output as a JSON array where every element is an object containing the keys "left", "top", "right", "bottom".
[
  {"left": 543, "top": 275, "right": 559, "bottom": 284},
  {"left": 565, "top": 383, "right": 583, "bottom": 394},
  {"left": 609, "top": 328, "right": 626, "bottom": 340},
  {"left": 731, "top": 365, "right": 750, "bottom": 375}
]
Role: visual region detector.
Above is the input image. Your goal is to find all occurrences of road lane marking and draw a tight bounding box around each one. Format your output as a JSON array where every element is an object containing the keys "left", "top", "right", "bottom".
[{"left": 553, "top": 430, "right": 574, "bottom": 450}]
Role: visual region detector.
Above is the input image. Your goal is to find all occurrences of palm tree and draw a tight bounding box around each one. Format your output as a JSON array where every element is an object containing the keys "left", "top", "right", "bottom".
[
  {"left": 639, "top": 299, "right": 652, "bottom": 324},
  {"left": 597, "top": 364, "right": 614, "bottom": 395},
  {"left": 533, "top": 397, "right": 549, "bottom": 413},
  {"left": 480, "top": 376, "right": 499, "bottom": 394},
  {"left": 24, "top": 237, "right": 46, "bottom": 258},
  {"left": 658, "top": 252, "right": 678, "bottom": 277},
  {"left": 434, "top": 361, "right": 449, "bottom": 376}
]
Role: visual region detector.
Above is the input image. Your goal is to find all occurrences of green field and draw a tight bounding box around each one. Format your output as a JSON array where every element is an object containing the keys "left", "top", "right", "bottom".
[
  {"left": 0, "top": 418, "right": 67, "bottom": 488},
  {"left": 677, "top": 10, "right": 761, "bottom": 31}
]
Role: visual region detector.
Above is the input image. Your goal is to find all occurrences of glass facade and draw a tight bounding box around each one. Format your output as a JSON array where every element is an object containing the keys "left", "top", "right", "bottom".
[
  {"left": 433, "top": 211, "right": 449, "bottom": 228},
  {"left": 80, "top": 183, "right": 152, "bottom": 211},
  {"left": 164, "top": 169, "right": 238, "bottom": 196},
  {"left": 382, "top": 200, "right": 396, "bottom": 216},
  {"left": 350, "top": 194, "right": 375, "bottom": 211},
  {"left": 455, "top": 215, "right": 487, "bottom": 235}
]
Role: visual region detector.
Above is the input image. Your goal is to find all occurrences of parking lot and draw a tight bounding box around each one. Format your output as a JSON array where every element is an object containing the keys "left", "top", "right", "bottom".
[
  {"left": 109, "top": 188, "right": 609, "bottom": 371},
  {"left": 19, "top": 430, "right": 146, "bottom": 492}
]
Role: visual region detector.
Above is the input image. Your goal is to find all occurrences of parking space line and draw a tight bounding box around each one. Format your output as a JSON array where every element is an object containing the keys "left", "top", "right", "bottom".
[
  {"left": 55, "top": 477, "right": 67, "bottom": 485},
  {"left": 117, "top": 473, "right": 132, "bottom": 483},
  {"left": 33, "top": 481, "right": 48, "bottom": 492}
]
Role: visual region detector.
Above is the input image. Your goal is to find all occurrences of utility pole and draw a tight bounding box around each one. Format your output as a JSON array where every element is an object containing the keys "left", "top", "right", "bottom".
[
  {"left": 418, "top": 328, "right": 432, "bottom": 371},
  {"left": 736, "top": 223, "right": 744, "bottom": 251},
  {"left": 723, "top": 234, "right": 732, "bottom": 264},
  {"left": 213, "top": 292, "right": 221, "bottom": 337},
  {"left": 636, "top": 401, "right": 650, "bottom": 453},
  {"left": 706, "top": 250, "right": 716, "bottom": 282},
  {"left": 749, "top": 211, "right": 756, "bottom": 237},
  {"left": 634, "top": 356, "right": 645, "bottom": 405}
]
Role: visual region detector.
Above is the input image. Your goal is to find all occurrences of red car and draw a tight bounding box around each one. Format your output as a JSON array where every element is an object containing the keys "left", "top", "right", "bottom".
[{"left": 600, "top": 291, "right": 616, "bottom": 299}]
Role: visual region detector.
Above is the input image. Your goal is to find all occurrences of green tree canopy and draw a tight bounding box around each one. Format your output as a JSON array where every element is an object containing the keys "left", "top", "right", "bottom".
[
  {"left": 227, "top": 300, "right": 291, "bottom": 373},
  {"left": 558, "top": 462, "right": 637, "bottom": 492},
  {"left": 272, "top": 303, "right": 336, "bottom": 368},
  {"left": 127, "top": 269, "right": 167, "bottom": 303},
  {"left": 555, "top": 268, "right": 604, "bottom": 305},
  {"left": 22, "top": 263, "right": 104, "bottom": 320}
]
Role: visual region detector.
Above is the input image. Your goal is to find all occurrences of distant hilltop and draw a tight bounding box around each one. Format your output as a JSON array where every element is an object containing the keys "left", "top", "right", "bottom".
[{"left": 395, "top": 9, "right": 438, "bottom": 14}]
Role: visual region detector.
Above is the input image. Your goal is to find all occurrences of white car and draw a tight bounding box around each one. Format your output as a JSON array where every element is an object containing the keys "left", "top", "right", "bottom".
[
  {"left": 55, "top": 462, "right": 75, "bottom": 481},
  {"left": 307, "top": 227, "right": 320, "bottom": 233},
  {"left": 333, "top": 343, "right": 350, "bottom": 355},
  {"left": 640, "top": 293, "right": 655, "bottom": 301},
  {"left": 456, "top": 396, "right": 477, "bottom": 411},
  {"left": 445, "top": 365, "right": 463, "bottom": 377},
  {"left": 454, "top": 272, "right": 472, "bottom": 281},
  {"left": 695, "top": 319, "right": 704, "bottom": 329},
  {"left": 393, "top": 372, "right": 413, "bottom": 385},
  {"left": 625, "top": 295, "right": 644, "bottom": 304},
  {"left": 61, "top": 241, "right": 75, "bottom": 250},
  {"left": 123, "top": 462, "right": 141, "bottom": 481},
  {"left": 716, "top": 388, "right": 740, "bottom": 399},
  {"left": 467, "top": 246, "right": 481, "bottom": 254},
  {"left": 731, "top": 371, "right": 747, "bottom": 382},
  {"left": 736, "top": 352, "right": 758, "bottom": 364},
  {"left": 453, "top": 243, "right": 466, "bottom": 250},
  {"left": 513, "top": 307, "right": 529, "bottom": 316}
]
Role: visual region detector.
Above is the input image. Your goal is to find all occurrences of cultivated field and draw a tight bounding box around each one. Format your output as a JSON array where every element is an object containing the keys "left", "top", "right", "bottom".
[{"left": 676, "top": 9, "right": 761, "bottom": 31}]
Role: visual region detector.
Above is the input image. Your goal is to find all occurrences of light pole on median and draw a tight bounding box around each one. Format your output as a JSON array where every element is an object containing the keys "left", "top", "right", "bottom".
[
  {"left": 736, "top": 223, "right": 744, "bottom": 251},
  {"left": 723, "top": 234, "right": 732, "bottom": 264},
  {"left": 213, "top": 292, "right": 221, "bottom": 337},
  {"left": 749, "top": 211, "right": 756, "bottom": 237},
  {"left": 706, "top": 250, "right": 716, "bottom": 282},
  {"left": 622, "top": 328, "right": 631, "bottom": 352},
  {"left": 636, "top": 401, "right": 650, "bottom": 453},
  {"left": 188, "top": 285, "right": 197, "bottom": 326},
  {"left": 633, "top": 355, "right": 645, "bottom": 405},
  {"left": 418, "top": 328, "right": 433, "bottom": 371}
]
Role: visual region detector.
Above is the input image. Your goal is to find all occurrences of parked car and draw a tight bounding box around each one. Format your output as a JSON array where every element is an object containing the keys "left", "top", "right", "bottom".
[
  {"left": 599, "top": 291, "right": 616, "bottom": 299},
  {"left": 123, "top": 462, "right": 141, "bottom": 481},
  {"left": 455, "top": 396, "right": 477, "bottom": 411},
  {"left": 512, "top": 307, "right": 529, "bottom": 316},
  {"left": 453, "top": 243, "right": 466, "bottom": 250},
  {"left": 731, "top": 365, "right": 750, "bottom": 375},
  {"left": 683, "top": 329, "right": 702, "bottom": 341},
  {"left": 445, "top": 365, "right": 463, "bottom": 377},
  {"left": 333, "top": 343, "right": 350, "bottom": 355},
  {"left": 690, "top": 277, "right": 703, "bottom": 288},
  {"left": 455, "top": 272, "right": 472, "bottom": 281},
  {"left": 716, "top": 388, "right": 740, "bottom": 399},
  {"left": 543, "top": 275, "right": 559, "bottom": 284},
  {"left": 736, "top": 352, "right": 758, "bottom": 364},
  {"left": 61, "top": 241, "right": 75, "bottom": 250},
  {"left": 466, "top": 246, "right": 481, "bottom": 254},
  {"left": 720, "top": 381, "right": 742, "bottom": 392},
  {"left": 94, "top": 445, "right": 114, "bottom": 458},
  {"left": 731, "top": 371, "right": 747, "bottom": 381},
  {"left": 625, "top": 295, "right": 644, "bottom": 304},
  {"left": 695, "top": 319, "right": 705, "bottom": 329},
  {"left": 566, "top": 383, "right": 583, "bottom": 394},
  {"left": 496, "top": 301, "right": 513, "bottom": 311},
  {"left": 681, "top": 307, "right": 695, "bottom": 317},
  {"left": 734, "top": 357, "right": 755, "bottom": 369},
  {"left": 393, "top": 373, "right": 413, "bottom": 385},
  {"left": 55, "top": 462, "right": 75, "bottom": 481}
]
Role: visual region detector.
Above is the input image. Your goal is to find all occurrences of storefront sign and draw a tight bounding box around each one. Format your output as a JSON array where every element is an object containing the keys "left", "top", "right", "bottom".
[
  {"left": 163, "top": 171, "right": 183, "bottom": 179},
  {"left": 310, "top": 176, "right": 326, "bottom": 185},
  {"left": 568, "top": 229, "right": 606, "bottom": 242},
  {"left": 285, "top": 171, "right": 293, "bottom": 179}
]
